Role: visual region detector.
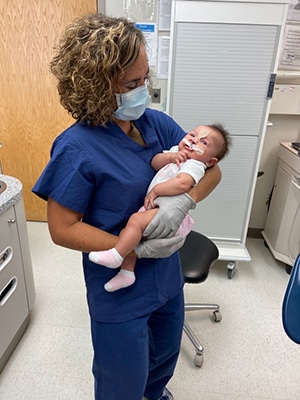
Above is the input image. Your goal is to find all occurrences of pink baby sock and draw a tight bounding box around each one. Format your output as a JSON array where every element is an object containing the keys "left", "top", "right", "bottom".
[
  {"left": 89, "top": 248, "right": 123, "bottom": 268},
  {"left": 104, "top": 270, "right": 136, "bottom": 292}
]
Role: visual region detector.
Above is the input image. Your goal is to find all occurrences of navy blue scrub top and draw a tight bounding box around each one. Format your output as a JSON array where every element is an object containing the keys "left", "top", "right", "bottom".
[{"left": 33, "top": 109, "right": 186, "bottom": 322}]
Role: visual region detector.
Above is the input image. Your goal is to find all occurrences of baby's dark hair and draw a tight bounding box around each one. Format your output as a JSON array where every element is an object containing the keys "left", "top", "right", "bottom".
[{"left": 208, "top": 123, "right": 232, "bottom": 161}]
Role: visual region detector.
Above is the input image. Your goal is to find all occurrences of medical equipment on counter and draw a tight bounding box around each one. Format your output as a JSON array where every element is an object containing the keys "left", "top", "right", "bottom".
[{"left": 292, "top": 142, "right": 300, "bottom": 155}]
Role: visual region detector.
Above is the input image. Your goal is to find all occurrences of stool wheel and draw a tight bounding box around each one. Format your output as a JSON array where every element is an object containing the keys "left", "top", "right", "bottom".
[
  {"left": 194, "top": 353, "right": 203, "bottom": 367},
  {"left": 227, "top": 261, "right": 237, "bottom": 279},
  {"left": 213, "top": 310, "right": 222, "bottom": 322}
]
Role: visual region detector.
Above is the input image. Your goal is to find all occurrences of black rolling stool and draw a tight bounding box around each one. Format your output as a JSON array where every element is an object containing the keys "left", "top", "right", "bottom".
[{"left": 179, "top": 230, "right": 222, "bottom": 367}]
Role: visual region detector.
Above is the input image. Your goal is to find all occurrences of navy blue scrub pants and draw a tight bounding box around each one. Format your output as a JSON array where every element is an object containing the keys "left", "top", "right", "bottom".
[{"left": 90, "top": 291, "right": 184, "bottom": 400}]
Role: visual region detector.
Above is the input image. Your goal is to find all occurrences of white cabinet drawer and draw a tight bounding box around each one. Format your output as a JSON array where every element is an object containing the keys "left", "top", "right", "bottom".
[{"left": 0, "top": 207, "right": 29, "bottom": 360}]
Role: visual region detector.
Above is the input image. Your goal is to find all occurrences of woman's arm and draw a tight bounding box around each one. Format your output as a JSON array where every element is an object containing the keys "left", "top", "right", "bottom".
[
  {"left": 47, "top": 197, "right": 118, "bottom": 252},
  {"left": 187, "top": 164, "right": 221, "bottom": 202},
  {"left": 48, "top": 197, "right": 184, "bottom": 259},
  {"left": 152, "top": 154, "right": 221, "bottom": 202}
]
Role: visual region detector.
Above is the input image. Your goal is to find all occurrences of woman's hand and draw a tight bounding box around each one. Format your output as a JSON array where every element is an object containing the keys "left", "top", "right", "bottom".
[
  {"left": 135, "top": 234, "right": 185, "bottom": 258},
  {"left": 142, "top": 164, "right": 222, "bottom": 240},
  {"left": 142, "top": 193, "right": 196, "bottom": 239}
]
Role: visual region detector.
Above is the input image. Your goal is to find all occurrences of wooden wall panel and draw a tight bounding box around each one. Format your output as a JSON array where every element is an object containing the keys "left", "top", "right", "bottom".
[{"left": 0, "top": 0, "right": 97, "bottom": 221}]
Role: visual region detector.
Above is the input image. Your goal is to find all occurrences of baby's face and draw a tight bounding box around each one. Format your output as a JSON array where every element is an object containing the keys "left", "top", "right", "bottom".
[{"left": 179, "top": 125, "right": 224, "bottom": 166}]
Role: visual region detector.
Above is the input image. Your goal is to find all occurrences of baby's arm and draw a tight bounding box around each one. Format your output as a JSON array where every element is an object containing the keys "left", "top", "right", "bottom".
[
  {"left": 151, "top": 150, "right": 188, "bottom": 170},
  {"left": 145, "top": 173, "right": 195, "bottom": 209}
]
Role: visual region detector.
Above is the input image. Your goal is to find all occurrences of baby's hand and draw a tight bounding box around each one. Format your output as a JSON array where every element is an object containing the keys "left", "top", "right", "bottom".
[
  {"left": 144, "top": 189, "right": 158, "bottom": 209},
  {"left": 170, "top": 150, "right": 188, "bottom": 166}
]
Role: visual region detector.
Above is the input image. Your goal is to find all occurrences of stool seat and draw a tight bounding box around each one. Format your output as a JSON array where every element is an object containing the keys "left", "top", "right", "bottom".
[
  {"left": 179, "top": 230, "right": 221, "bottom": 367},
  {"left": 180, "top": 231, "right": 219, "bottom": 283}
]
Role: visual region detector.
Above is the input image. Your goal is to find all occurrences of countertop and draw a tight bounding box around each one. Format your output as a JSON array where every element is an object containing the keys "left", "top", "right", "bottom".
[
  {"left": 279, "top": 143, "right": 300, "bottom": 174},
  {"left": 0, "top": 174, "right": 22, "bottom": 216},
  {"left": 280, "top": 142, "right": 300, "bottom": 156}
]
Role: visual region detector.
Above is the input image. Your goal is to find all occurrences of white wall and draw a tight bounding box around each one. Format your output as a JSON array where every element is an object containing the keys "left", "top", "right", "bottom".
[
  {"left": 97, "top": 0, "right": 104, "bottom": 13},
  {"left": 103, "top": 0, "right": 124, "bottom": 17}
]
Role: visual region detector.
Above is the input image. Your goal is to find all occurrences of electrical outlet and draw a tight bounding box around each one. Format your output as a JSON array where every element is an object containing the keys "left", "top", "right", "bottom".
[{"left": 151, "top": 88, "right": 161, "bottom": 103}]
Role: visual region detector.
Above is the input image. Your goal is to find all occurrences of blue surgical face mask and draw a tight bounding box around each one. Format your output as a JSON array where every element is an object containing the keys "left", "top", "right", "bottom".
[{"left": 114, "top": 84, "right": 151, "bottom": 121}]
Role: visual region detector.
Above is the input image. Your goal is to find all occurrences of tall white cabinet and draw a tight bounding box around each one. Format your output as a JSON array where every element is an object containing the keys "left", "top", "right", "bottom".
[{"left": 167, "top": 0, "right": 289, "bottom": 276}]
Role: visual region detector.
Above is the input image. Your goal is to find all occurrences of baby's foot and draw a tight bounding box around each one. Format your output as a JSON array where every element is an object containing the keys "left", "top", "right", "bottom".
[
  {"left": 89, "top": 248, "right": 123, "bottom": 268},
  {"left": 104, "top": 270, "right": 136, "bottom": 292}
]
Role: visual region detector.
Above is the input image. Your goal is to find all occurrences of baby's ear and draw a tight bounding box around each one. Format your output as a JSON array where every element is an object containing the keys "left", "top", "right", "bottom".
[{"left": 206, "top": 157, "right": 218, "bottom": 168}]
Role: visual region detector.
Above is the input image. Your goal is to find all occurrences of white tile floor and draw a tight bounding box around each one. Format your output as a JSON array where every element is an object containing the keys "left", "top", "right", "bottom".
[{"left": 0, "top": 222, "right": 300, "bottom": 400}]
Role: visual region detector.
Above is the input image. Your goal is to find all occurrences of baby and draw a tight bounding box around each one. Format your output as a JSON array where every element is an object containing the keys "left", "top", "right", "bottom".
[{"left": 89, "top": 124, "right": 231, "bottom": 291}]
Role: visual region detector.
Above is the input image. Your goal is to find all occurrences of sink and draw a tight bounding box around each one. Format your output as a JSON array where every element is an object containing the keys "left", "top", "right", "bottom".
[{"left": 0, "top": 181, "right": 7, "bottom": 194}]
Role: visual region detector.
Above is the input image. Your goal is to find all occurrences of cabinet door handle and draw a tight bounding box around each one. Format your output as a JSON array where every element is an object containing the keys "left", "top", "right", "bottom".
[
  {"left": 8, "top": 218, "right": 16, "bottom": 224},
  {"left": 0, "top": 246, "right": 13, "bottom": 272},
  {"left": 0, "top": 277, "right": 17, "bottom": 306}
]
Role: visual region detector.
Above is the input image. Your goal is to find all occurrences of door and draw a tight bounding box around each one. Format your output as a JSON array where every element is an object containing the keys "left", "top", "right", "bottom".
[{"left": 0, "top": 0, "right": 97, "bottom": 221}]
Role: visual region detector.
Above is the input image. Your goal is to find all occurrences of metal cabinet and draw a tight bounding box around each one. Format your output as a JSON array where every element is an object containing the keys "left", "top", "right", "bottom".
[
  {"left": 167, "top": 0, "right": 289, "bottom": 276},
  {"left": 0, "top": 198, "right": 35, "bottom": 373}
]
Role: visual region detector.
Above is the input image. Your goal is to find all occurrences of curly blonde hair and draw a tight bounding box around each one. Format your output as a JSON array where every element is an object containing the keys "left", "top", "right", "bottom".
[{"left": 50, "top": 13, "right": 148, "bottom": 126}]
